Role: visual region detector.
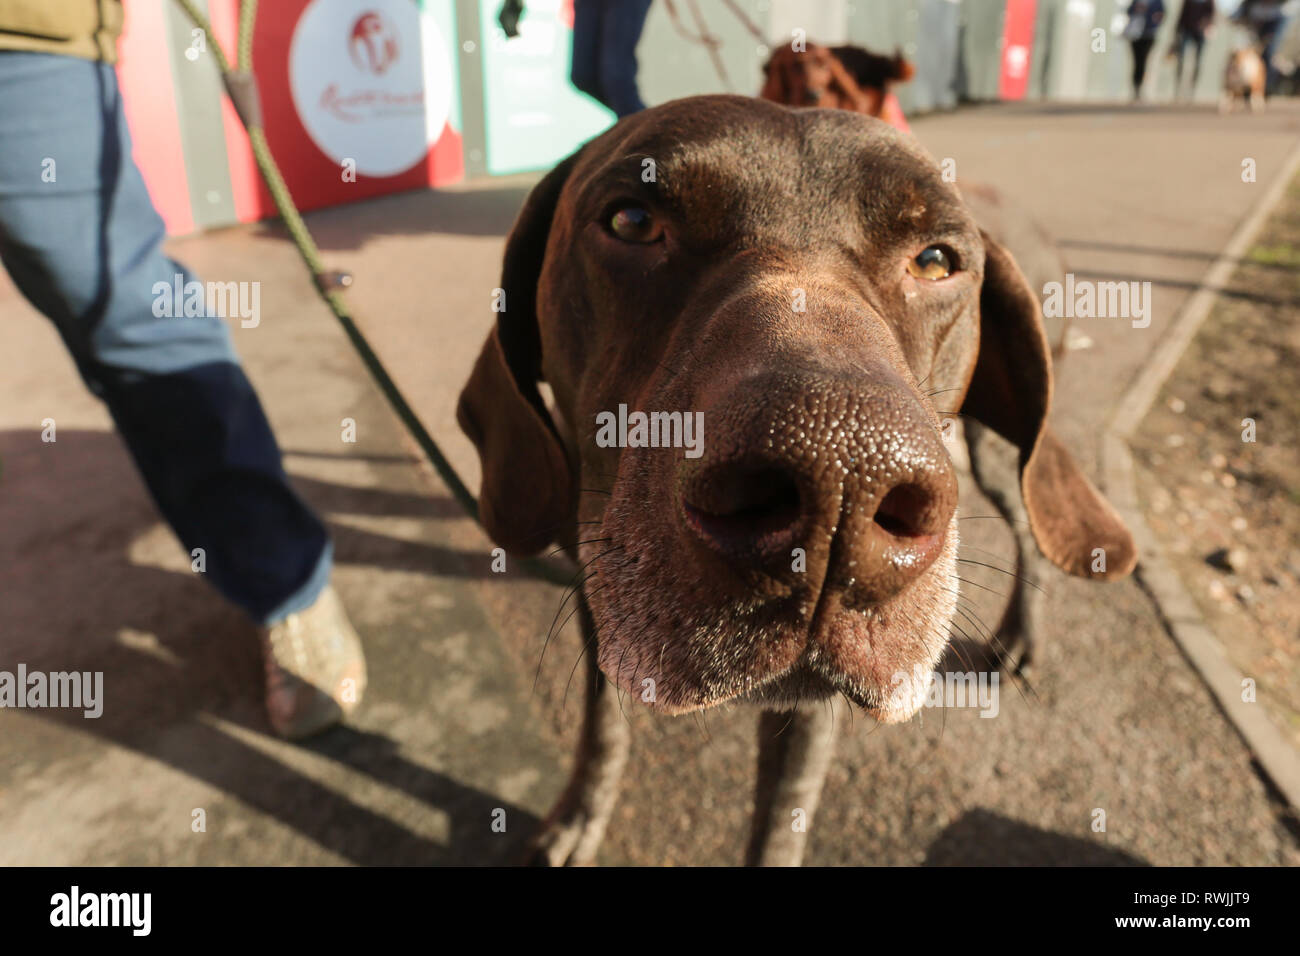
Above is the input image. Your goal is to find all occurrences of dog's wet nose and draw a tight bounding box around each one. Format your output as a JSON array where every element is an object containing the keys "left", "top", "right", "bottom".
[{"left": 679, "top": 371, "right": 956, "bottom": 603}]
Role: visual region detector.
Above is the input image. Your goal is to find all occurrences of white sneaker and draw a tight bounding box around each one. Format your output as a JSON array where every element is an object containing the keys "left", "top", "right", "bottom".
[{"left": 260, "top": 586, "right": 367, "bottom": 739}]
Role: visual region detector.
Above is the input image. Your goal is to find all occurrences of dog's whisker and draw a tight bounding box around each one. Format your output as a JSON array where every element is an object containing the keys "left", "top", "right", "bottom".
[
  {"left": 537, "top": 545, "right": 624, "bottom": 685},
  {"left": 535, "top": 570, "right": 598, "bottom": 692},
  {"left": 948, "top": 597, "right": 1036, "bottom": 705},
  {"left": 945, "top": 589, "right": 1002, "bottom": 652},
  {"left": 543, "top": 536, "right": 613, "bottom": 560},
  {"left": 613, "top": 636, "right": 635, "bottom": 722},
  {"left": 944, "top": 620, "right": 978, "bottom": 676},
  {"left": 954, "top": 574, "right": 1010, "bottom": 599},
  {"left": 560, "top": 632, "right": 594, "bottom": 712},
  {"left": 564, "top": 602, "right": 639, "bottom": 711},
  {"left": 773, "top": 686, "right": 805, "bottom": 739},
  {"left": 956, "top": 557, "right": 1047, "bottom": 594},
  {"left": 955, "top": 541, "right": 1021, "bottom": 565},
  {"left": 549, "top": 578, "right": 611, "bottom": 673},
  {"left": 693, "top": 706, "right": 713, "bottom": 745},
  {"left": 612, "top": 609, "right": 662, "bottom": 727},
  {"left": 956, "top": 514, "right": 1034, "bottom": 528}
]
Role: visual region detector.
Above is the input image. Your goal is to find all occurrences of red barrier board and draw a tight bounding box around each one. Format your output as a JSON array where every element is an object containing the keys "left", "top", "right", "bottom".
[
  {"left": 233, "top": 0, "right": 463, "bottom": 220},
  {"left": 116, "top": 0, "right": 463, "bottom": 235},
  {"left": 998, "top": 0, "right": 1038, "bottom": 100}
]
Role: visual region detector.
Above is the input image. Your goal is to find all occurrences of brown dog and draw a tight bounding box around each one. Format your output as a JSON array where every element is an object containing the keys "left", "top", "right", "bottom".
[
  {"left": 761, "top": 42, "right": 913, "bottom": 126},
  {"left": 1221, "top": 46, "right": 1267, "bottom": 112},
  {"left": 458, "top": 95, "right": 1136, "bottom": 865}
]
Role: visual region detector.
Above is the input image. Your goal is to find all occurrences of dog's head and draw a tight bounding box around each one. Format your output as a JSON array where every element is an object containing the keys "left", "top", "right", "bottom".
[
  {"left": 1225, "top": 46, "right": 1267, "bottom": 89},
  {"left": 761, "top": 43, "right": 879, "bottom": 113},
  {"left": 830, "top": 45, "right": 916, "bottom": 92},
  {"left": 459, "top": 96, "right": 1135, "bottom": 719}
]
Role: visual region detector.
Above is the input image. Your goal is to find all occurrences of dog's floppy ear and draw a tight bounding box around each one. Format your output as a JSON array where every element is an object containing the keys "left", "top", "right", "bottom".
[
  {"left": 457, "top": 154, "right": 581, "bottom": 556},
  {"left": 821, "top": 47, "right": 874, "bottom": 113},
  {"left": 761, "top": 47, "right": 799, "bottom": 105},
  {"left": 961, "top": 230, "right": 1137, "bottom": 581},
  {"left": 890, "top": 49, "right": 915, "bottom": 82}
]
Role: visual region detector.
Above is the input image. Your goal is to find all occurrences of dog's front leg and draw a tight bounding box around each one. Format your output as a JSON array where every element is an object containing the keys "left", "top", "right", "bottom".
[
  {"left": 525, "top": 596, "right": 630, "bottom": 866},
  {"left": 744, "top": 700, "right": 844, "bottom": 866}
]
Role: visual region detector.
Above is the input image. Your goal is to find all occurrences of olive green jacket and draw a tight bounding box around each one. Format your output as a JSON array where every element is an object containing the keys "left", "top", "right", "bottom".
[{"left": 0, "top": 1, "right": 123, "bottom": 63}]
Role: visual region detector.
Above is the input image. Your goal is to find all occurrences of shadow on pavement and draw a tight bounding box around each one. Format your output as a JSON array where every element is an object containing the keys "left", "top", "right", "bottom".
[
  {"left": 0, "top": 428, "right": 538, "bottom": 864},
  {"left": 1058, "top": 238, "right": 1300, "bottom": 272},
  {"left": 923, "top": 809, "right": 1150, "bottom": 865},
  {"left": 1067, "top": 269, "right": 1300, "bottom": 306},
  {"left": 265, "top": 184, "right": 534, "bottom": 251}
]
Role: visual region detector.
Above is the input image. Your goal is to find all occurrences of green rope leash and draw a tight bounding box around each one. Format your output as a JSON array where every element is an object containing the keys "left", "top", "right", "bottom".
[{"left": 172, "top": 0, "right": 574, "bottom": 587}]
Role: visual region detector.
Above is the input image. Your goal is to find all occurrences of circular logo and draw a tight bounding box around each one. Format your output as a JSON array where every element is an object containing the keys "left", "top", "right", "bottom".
[
  {"left": 1004, "top": 44, "right": 1029, "bottom": 79},
  {"left": 348, "top": 12, "right": 399, "bottom": 75},
  {"left": 290, "top": 0, "right": 454, "bottom": 178}
]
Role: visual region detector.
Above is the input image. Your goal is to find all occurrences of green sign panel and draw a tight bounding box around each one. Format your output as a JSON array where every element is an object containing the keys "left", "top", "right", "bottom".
[{"left": 478, "top": 0, "right": 615, "bottom": 175}]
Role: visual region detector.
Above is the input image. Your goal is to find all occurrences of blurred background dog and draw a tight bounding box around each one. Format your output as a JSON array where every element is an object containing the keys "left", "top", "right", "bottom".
[{"left": 761, "top": 42, "right": 914, "bottom": 131}]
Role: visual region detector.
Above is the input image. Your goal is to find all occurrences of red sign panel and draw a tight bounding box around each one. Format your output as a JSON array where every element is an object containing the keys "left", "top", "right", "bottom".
[{"left": 998, "top": 0, "right": 1038, "bottom": 100}]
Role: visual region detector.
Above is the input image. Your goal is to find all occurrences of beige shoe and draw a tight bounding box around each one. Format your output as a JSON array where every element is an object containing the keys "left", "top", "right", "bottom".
[{"left": 260, "top": 585, "right": 367, "bottom": 739}]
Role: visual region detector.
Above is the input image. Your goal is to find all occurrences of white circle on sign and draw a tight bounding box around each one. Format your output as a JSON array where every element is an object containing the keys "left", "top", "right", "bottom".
[
  {"left": 289, "top": 0, "right": 453, "bottom": 178},
  {"left": 1005, "top": 45, "right": 1029, "bottom": 79}
]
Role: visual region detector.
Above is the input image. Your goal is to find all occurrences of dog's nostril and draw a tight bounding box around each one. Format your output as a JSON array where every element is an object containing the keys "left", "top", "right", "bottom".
[
  {"left": 683, "top": 466, "right": 803, "bottom": 552},
  {"left": 874, "top": 483, "right": 936, "bottom": 538}
]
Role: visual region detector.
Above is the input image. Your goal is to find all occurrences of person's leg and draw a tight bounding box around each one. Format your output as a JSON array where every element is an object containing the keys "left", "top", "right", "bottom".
[
  {"left": 596, "top": 0, "right": 653, "bottom": 117},
  {"left": 1190, "top": 33, "right": 1206, "bottom": 89},
  {"left": 0, "top": 51, "right": 359, "bottom": 737},
  {"left": 1264, "top": 15, "right": 1291, "bottom": 93},
  {"left": 1131, "top": 37, "right": 1155, "bottom": 95},
  {"left": 0, "top": 52, "right": 331, "bottom": 626},
  {"left": 570, "top": 0, "right": 605, "bottom": 104}
]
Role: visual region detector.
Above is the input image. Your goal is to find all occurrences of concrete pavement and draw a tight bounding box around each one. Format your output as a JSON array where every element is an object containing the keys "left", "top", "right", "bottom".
[{"left": 2, "top": 100, "right": 1298, "bottom": 865}]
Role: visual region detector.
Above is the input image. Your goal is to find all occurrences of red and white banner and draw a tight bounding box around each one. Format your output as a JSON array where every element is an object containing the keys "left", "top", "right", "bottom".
[{"left": 998, "top": 0, "right": 1038, "bottom": 100}]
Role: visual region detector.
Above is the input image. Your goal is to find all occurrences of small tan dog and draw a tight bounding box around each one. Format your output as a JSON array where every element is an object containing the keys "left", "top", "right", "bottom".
[{"left": 1221, "top": 46, "right": 1267, "bottom": 112}]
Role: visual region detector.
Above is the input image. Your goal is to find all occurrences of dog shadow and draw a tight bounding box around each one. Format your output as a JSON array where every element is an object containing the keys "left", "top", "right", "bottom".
[{"left": 923, "top": 808, "right": 1150, "bottom": 865}]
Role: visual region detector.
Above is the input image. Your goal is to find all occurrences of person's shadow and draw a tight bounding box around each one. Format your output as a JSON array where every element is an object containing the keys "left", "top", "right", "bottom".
[{"left": 0, "top": 427, "right": 543, "bottom": 865}]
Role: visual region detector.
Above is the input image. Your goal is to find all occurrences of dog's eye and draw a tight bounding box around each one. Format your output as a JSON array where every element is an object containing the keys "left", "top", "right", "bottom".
[
  {"left": 608, "top": 206, "right": 662, "bottom": 243},
  {"left": 907, "top": 246, "right": 955, "bottom": 280}
]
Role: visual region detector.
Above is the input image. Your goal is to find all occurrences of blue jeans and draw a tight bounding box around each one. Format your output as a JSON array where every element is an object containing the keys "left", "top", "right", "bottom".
[
  {"left": 0, "top": 52, "right": 331, "bottom": 625},
  {"left": 570, "top": 0, "right": 653, "bottom": 117}
]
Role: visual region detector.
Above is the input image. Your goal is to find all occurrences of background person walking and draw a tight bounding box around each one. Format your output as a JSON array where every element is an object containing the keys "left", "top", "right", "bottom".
[{"left": 1125, "top": 0, "right": 1167, "bottom": 100}]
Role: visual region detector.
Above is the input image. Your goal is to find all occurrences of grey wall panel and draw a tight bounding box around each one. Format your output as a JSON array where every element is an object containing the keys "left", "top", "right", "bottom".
[
  {"left": 1051, "top": 0, "right": 1097, "bottom": 99},
  {"left": 915, "top": 0, "right": 963, "bottom": 110},
  {"left": 1027, "top": 0, "right": 1058, "bottom": 98},
  {"left": 637, "top": 0, "right": 772, "bottom": 105},
  {"left": 846, "top": 0, "right": 921, "bottom": 111},
  {"left": 1085, "top": 0, "right": 1125, "bottom": 99},
  {"left": 959, "top": 0, "right": 1009, "bottom": 101},
  {"left": 770, "top": 0, "right": 849, "bottom": 44}
]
